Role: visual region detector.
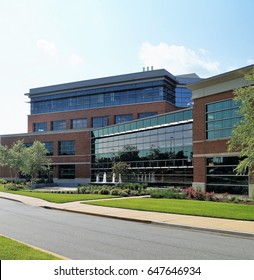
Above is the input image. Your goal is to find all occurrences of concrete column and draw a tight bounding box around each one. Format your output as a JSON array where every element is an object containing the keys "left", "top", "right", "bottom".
[
  {"left": 249, "top": 172, "right": 254, "bottom": 199},
  {"left": 192, "top": 182, "right": 206, "bottom": 192}
]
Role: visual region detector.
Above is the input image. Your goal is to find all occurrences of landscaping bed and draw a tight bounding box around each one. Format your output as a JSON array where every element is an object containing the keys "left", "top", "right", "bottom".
[
  {"left": 0, "top": 185, "right": 117, "bottom": 203},
  {"left": 149, "top": 187, "right": 254, "bottom": 205}
]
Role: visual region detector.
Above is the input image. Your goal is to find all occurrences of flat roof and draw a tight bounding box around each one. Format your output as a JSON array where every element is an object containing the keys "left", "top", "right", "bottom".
[
  {"left": 188, "top": 64, "right": 254, "bottom": 91},
  {"left": 27, "top": 69, "right": 177, "bottom": 96}
]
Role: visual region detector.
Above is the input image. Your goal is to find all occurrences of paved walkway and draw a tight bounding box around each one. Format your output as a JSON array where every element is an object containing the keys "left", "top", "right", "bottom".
[{"left": 1, "top": 192, "right": 254, "bottom": 238}]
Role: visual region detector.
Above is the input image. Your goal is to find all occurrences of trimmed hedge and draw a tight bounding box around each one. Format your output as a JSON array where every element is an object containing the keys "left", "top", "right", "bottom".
[{"left": 77, "top": 183, "right": 149, "bottom": 197}]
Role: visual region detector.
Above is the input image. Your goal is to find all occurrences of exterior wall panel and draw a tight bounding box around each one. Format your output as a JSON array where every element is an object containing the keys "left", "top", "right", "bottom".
[
  {"left": 0, "top": 131, "right": 91, "bottom": 181},
  {"left": 28, "top": 101, "right": 179, "bottom": 132}
]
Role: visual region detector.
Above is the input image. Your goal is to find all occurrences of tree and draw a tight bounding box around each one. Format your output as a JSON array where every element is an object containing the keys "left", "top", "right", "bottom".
[
  {"left": 0, "top": 145, "right": 9, "bottom": 168},
  {"left": 118, "top": 144, "right": 140, "bottom": 162},
  {"left": 112, "top": 161, "right": 130, "bottom": 181},
  {"left": 21, "top": 141, "right": 51, "bottom": 184},
  {"left": 0, "top": 140, "right": 51, "bottom": 184},
  {"left": 228, "top": 68, "right": 254, "bottom": 175},
  {"left": 4, "top": 140, "right": 27, "bottom": 181}
]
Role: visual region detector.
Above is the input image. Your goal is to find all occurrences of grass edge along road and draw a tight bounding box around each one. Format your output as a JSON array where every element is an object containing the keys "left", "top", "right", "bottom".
[
  {"left": 0, "top": 235, "right": 64, "bottom": 260},
  {"left": 84, "top": 197, "right": 254, "bottom": 221},
  {"left": 0, "top": 185, "right": 253, "bottom": 220},
  {"left": 0, "top": 185, "right": 116, "bottom": 203}
]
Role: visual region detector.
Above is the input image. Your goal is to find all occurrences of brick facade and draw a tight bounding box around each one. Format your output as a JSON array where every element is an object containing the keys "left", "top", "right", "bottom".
[
  {"left": 0, "top": 130, "right": 91, "bottom": 181},
  {"left": 28, "top": 101, "right": 178, "bottom": 133},
  {"left": 192, "top": 90, "right": 235, "bottom": 188},
  {"left": 1, "top": 101, "right": 179, "bottom": 183}
]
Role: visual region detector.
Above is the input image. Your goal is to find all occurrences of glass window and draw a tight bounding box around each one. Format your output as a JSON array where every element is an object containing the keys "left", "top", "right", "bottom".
[
  {"left": 43, "top": 142, "right": 54, "bottom": 156},
  {"left": 29, "top": 77, "right": 196, "bottom": 115},
  {"left": 175, "top": 87, "right": 192, "bottom": 107},
  {"left": 92, "top": 109, "right": 192, "bottom": 138},
  {"left": 71, "top": 118, "right": 87, "bottom": 129},
  {"left": 33, "top": 122, "right": 47, "bottom": 132},
  {"left": 115, "top": 114, "right": 133, "bottom": 124},
  {"left": 92, "top": 116, "right": 108, "bottom": 128},
  {"left": 206, "top": 156, "right": 248, "bottom": 195},
  {"left": 206, "top": 99, "right": 242, "bottom": 140},
  {"left": 91, "top": 115, "right": 193, "bottom": 184},
  {"left": 138, "top": 112, "right": 157, "bottom": 118},
  {"left": 51, "top": 120, "right": 66, "bottom": 131},
  {"left": 24, "top": 143, "right": 33, "bottom": 147},
  {"left": 58, "top": 140, "right": 75, "bottom": 155},
  {"left": 59, "top": 165, "right": 75, "bottom": 179}
]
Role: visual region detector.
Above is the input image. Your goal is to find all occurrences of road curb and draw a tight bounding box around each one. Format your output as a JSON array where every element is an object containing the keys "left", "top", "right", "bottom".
[
  {"left": 0, "top": 196, "right": 23, "bottom": 203},
  {"left": 42, "top": 205, "right": 152, "bottom": 224},
  {"left": 42, "top": 205, "right": 254, "bottom": 239},
  {"left": 2, "top": 194, "right": 254, "bottom": 239},
  {"left": 151, "top": 221, "right": 254, "bottom": 239},
  {"left": 0, "top": 234, "right": 69, "bottom": 260}
]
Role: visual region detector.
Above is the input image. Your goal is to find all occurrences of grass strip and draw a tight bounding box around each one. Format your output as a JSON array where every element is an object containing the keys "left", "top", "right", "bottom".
[
  {"left": 0, "top": 186, "right": 116, "bottom": 203},
  {"left": 0, "top": 235, "right": 63, "bottom": 260},
  {"left": 84, "top": 197, "right": 254, "bottom": 221}
]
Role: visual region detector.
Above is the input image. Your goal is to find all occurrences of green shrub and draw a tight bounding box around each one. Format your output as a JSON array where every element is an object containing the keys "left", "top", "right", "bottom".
[
  {"left": 129, "top": 190, "right": 139, "bottom": 196},
  {"left": 3, "top": 183, "right": 24, "bottom": 191},
  {"left": 110, "top": 189, "right": 120, "bottom": 196},
  {"left": 150, "top": 189, "right": 166, "bottom": 198},
  {"left": 123, "top": 183, "right": 148, "bottom": 190},
  {"left": 0, "top": 179, "right": 7, "bottom": 184},
  {"left": 78, "top": 186, "right": 85, "bottom": 194},
  {"left": 99, "top": 188, "right": 110, "bottom": 195},
  {"left": 150, "top": 188, "right": 186, "bottom": 199},
  {"left": 205, "top": 192, "right": 216, "bottom": 201},
  {"left": 195, "top": 191, "right": 207, "bottom": 201},
  {"left": 232, "top": 196, "right": 240, "bottom": 203},
  {"left": 119, "top": 190, "right": 128, "bottom": 197},
  {"left": 34, "top": 178, "right": 45, "bottom": 184}
]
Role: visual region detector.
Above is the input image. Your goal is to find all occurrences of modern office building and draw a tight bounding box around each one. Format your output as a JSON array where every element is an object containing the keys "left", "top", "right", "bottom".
[
  {"left": 0, "top": 69, "right": 198, "bottom": 185},
  {"left": 189, "top": 64, "right": 254, "bottom": 197},
  {"left": 0, "top": 65, "right": 253, "bottom": 197}
]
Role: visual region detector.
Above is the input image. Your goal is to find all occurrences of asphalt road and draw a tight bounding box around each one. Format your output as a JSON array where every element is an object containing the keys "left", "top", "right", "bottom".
[{"left": 0, "top": 198, "right": 253, "bottom": 260}]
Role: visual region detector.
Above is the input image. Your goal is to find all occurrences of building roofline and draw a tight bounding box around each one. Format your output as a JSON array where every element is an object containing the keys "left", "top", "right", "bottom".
[
  {"left": 187, "top": 64, "right": 254, "bottom": 90},
  {"left": 26, "top": 69, "right": 177, "bottom": 96}
]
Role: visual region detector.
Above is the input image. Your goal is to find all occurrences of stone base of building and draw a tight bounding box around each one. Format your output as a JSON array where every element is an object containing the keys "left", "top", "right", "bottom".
[
  {"left": 192, "top": 182, "right": 206, "bottom": 192},
  {"left": 249, "top": 184, "right": 254, "bottom": 199}
]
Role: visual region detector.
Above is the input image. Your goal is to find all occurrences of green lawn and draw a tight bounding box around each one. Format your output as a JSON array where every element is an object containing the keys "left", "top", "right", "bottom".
[
  {"left": 0, "top": 186, "right": 116, "bottom": 203},
  {"left": 0, "top": 235, "right": 63, "bottom": 260},
  {"left": 84, "top": 197, "right": 254, "bottom": 221}
]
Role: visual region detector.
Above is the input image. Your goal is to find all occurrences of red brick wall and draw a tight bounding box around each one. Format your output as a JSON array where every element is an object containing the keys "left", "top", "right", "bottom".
[
  {"left": 193, "top": 90, "right": 234, "bottom": 185},
  {"left": 193, "top": 157, "right": 206, "bottom": 183},
  {"left": 1, "top": 101, "right": 182, "bottom": 180},
  {"left": 27, "top": 101, "right": 179, "bottom": 132},
  {"left": 0, "top": 131, "right": 91, "bottom": 179}
]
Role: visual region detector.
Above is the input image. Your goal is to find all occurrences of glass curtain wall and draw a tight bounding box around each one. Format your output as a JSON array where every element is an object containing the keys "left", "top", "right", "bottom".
[
  {"left": 30, "top": 80, "right": 176, "bottom": 114},
  {"left": 91, "top": 109, "right": 193, "bottom": 185},
  {"left": 206, "top": 157, "right": 249, "bottom": 195},
  {"left": 206, "top": 99, "right": 242, "bottom": 139}
]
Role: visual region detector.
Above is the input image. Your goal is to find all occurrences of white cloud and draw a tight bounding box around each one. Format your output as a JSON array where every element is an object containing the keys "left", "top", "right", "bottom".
[
  {"left": 139, "top": 42, "right": 221, "bottom": 77},
  {"left": 68, "top": 54, "right": 84, "bottom": 66},
  {"left": 36, "top": 39, "right": 58, "bottom": 56},
  {"left": 247, "top": 59, "right": 254, "bottom": 65}
]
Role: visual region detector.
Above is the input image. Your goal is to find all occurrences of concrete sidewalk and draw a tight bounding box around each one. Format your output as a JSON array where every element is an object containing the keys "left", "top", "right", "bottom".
[{"left": 1, "top": 192, "right": 254, "bottom": 238}]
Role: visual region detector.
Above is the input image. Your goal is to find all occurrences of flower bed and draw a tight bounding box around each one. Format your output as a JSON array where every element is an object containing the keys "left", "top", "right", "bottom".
[{"left": 150, "top": 187, "right": 253, "bottom": 204}]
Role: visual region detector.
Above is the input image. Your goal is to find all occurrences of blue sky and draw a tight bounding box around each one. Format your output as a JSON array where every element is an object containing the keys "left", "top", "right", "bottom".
[{"left": 1, "top": 0, "right": 254, "bottom": 134}]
